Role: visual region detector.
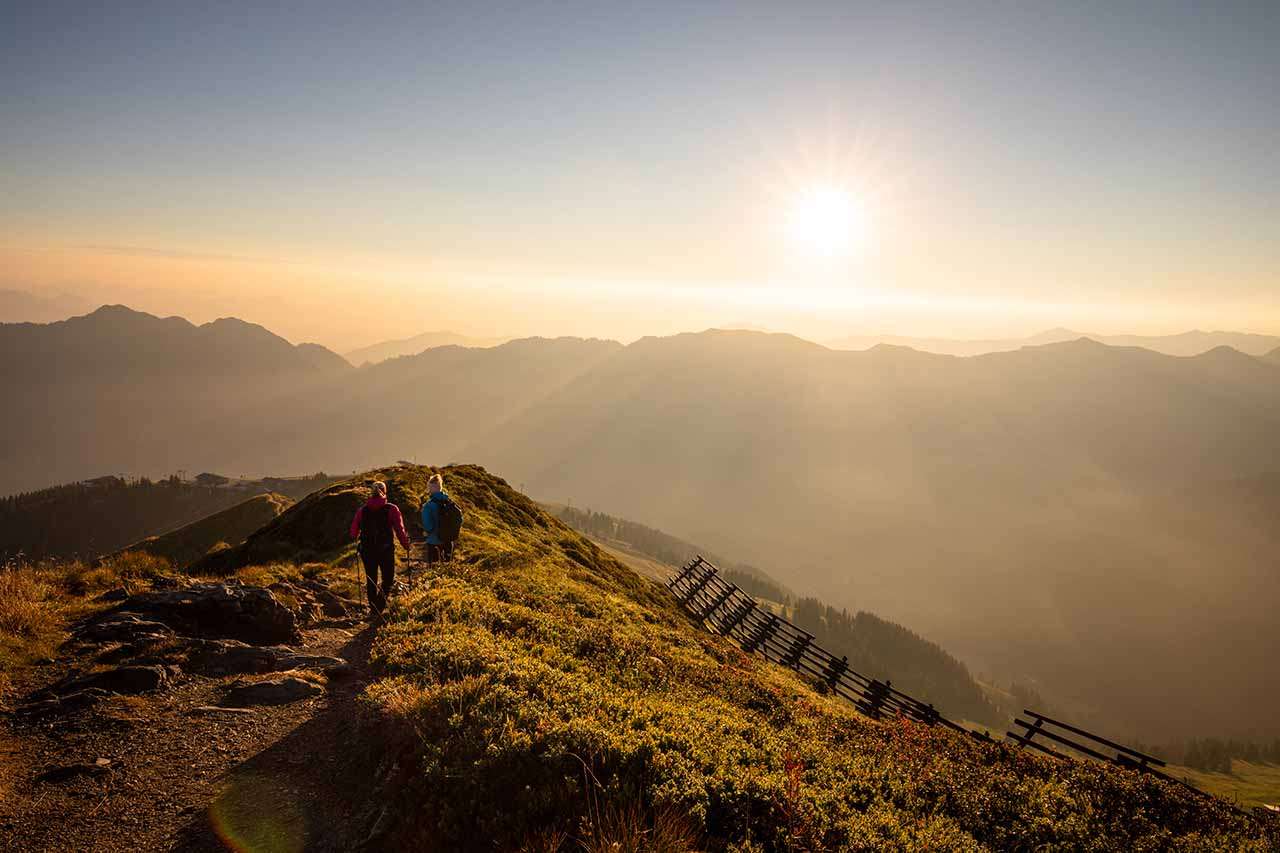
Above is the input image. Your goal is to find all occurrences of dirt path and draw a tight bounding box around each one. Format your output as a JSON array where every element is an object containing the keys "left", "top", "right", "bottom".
[{"left": 0, "top": 568, "right": 421, "bottom": 852}]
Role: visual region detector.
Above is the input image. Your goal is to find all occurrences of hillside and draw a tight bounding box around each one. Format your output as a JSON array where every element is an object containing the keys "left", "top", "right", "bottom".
[
  {"left": 111, "top": 492, "right": 293, "bottom": 568},
  {"left": 1, "top": 463, "right": 1273, "bottom": 849},
  {"left": 344, "top": 330, "right": 508, "bottom": 365},
  {"left": 465, "top": 330, "right": 1280, "bottom": 739},
  {"left": 0, "top": 473, "right": 335, "bottom": 561},
  {"left": 159, "top": 467, "right": 1280, "bottom": 845},
  {"left": 552, "top": 503, "right": 997, "bottom": 724}
]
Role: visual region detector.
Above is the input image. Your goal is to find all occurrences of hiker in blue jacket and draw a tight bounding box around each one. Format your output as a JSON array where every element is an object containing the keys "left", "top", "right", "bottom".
[{"left": 420, "top": 473, "right": 461, "bottom": 564}]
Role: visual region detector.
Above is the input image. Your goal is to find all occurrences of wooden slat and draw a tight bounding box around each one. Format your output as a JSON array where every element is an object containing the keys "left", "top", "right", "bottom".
[
  {"left": 1023, "top": 710, "right": 1165, "bottom": 766},
  {"left": 1006, "top": 730, "right": 1070, "bottom": 760},
  {"left": 1012, "top": 719, "right": 1113, "bottom": 764},
  {"left": 668, "top": 556, "right": 972, "bottom": 735}
]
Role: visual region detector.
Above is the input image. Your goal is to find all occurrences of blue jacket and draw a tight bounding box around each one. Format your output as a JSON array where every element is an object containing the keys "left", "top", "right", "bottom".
[{"left": 421, "top": 491, "right": 451, "bottom": 545}]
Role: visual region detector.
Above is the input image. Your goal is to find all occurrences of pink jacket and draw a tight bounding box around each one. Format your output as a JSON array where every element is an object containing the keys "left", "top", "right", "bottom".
[{"left": 350, "top": 495, "right": 411, "bottom": 549}]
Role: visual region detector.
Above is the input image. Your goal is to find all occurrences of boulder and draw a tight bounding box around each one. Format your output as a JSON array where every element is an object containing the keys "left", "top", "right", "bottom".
[
  {"left": 108, "top": 584, "right": 301, "bottom": 645},
  {"left": 38, "top": 758, "right": 113, "bottom": 783},
  {"left": 76, "top": 613, "right": 175, "bottom": 645},
  {"left": 221, "top": 677, "right": 322, "bottom": 707},
  {"left": 18, "top": 688, "right": 109, "bottom": 718},
  {"left": 48, "top": 665, "right": 175, "bottom": 697},
  {"left": 280, "top": 652, "right": 347, "bottom": 671},
  {"left": 183, "top": 639, "right": 345, "bottom": 676}
]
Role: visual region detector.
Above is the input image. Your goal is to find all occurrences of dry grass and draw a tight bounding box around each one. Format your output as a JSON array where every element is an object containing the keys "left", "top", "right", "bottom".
[
  {"left": 578, "top": 801, "right": 700, "bottom": 853},
  {"left": 0, "top": 552, "right": 175, "bottom": 697},
  {"left": 65, "top": 550, "right": 174, "bottom": 596},
  {"left": 0, "top": 562, "right": 65, "bottom": 694},
  {"left": 0, "top": 564, "right": 59, "bottom": 640}
]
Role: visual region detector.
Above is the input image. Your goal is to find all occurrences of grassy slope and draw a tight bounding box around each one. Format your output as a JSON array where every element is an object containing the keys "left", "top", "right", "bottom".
[
  {"left": 587, "top": 536, "right": 676, "bottom": 583},
  {"left": 1170, "top": 762, "right": 1280, "bottom": 811},
  {"left": 196, "top": 464, "right": 1273, "bottom": 850},
  {"left": 114, "top": 492, "right": 293, "bottom": 568}
]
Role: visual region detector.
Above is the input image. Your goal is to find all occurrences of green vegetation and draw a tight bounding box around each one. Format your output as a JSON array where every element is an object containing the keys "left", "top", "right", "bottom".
[
  {"left": 0, "top": 473, "right": 336, "bottom": 561},
  {"left": 112, "top": 492, "right": 293, "bottom": 568},
  {"left": 1169, "top": 762, "right": 1280, "bottom": 811},
  {"left": 1174, "top": 739, "right": 1280, "bottom": 774},
  {"left": 791, "top": 599, "right": 1001, "bottom": 727},
  {"left": 222, "top": 464, "right": 1270, "bottom": 849}
]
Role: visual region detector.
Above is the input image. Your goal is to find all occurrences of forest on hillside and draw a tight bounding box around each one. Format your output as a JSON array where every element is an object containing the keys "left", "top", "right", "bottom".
[
  {"left": 0, "top": 473, "right": 337, "bottom": 560},
  {"left": 791, "top": 598, "right": 1001, "bottom": 726}
]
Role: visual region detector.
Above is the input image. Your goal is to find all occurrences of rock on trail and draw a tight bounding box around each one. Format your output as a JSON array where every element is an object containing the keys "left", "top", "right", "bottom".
[{"left": 222, "top": 676, "right": 324, "bottom": 707}]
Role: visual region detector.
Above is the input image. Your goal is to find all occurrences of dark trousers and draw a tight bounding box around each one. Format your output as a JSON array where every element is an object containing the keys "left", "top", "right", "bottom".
[
  {"left": 426, "top": 541, "right": 454, "bottom": 565},
  {"left": 361, "top": 545, "right": 395, "bottom": 612}
]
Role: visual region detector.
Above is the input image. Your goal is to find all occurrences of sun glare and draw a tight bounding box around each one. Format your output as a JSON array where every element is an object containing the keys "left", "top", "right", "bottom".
[{"left": 784, "top": 187, "right": 868, "bottom": 261}]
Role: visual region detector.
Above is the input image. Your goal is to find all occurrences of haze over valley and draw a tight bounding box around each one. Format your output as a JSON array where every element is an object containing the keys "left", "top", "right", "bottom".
[
  {"left": 4, "top": 2, "right": 1279, "bottom": 846},
  {"left": 4, "top": 305, "right": 1278, "bottom": 743}
]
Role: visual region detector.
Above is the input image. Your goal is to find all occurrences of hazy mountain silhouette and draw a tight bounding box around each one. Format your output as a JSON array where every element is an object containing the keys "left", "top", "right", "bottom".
[
  {"left": 214, "top": 335, "right": 623, "bottom": 478},
  {"left": 0, "top": 288, "right": 92, "bottom": 323},
  {"left": 0, "top": 306, "right": 350, "bottom": 494},
  {"left": 830, "top": 327, "right": 1280, "bottom": 357},
  {"left": 5, "top": 312, "right": 1279, "bottom": 738},
  {"left": 462, "top": 330, "right": 1280, "bottom": 738},
  {"left": 344, "top": 330, "right": 510, "bottom": 365}
]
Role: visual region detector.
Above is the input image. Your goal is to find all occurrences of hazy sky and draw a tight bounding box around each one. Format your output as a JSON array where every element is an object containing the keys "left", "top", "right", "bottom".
[{"left": 3, "top": 1, "right": 1277, "bottom": 347}]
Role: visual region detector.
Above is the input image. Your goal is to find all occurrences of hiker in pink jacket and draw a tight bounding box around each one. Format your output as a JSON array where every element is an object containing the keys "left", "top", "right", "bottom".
[{"left": 350, "top": 481, "right": 411, "bottom": 615}]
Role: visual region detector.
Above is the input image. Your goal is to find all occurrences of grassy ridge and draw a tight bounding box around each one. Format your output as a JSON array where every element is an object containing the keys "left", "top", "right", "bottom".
[
  {"left": 237, "top": 464, "right": 1269, "bottom": 850},
  {"left": 111, "top": 492, "right": 293, "bottom": 568}
]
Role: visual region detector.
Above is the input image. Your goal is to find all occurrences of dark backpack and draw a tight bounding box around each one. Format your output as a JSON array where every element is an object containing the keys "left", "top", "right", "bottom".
[
  {"left": 434, "top": 496, "right": 464, "bottom": 543},
  {"left": 359, "top": 504, "right": 393, "bottom": 550}
]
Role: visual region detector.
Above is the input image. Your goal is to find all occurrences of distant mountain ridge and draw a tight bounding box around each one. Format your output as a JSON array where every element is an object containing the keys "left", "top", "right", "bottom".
[
  {"left": 344, "top": 330, "right": 509, "bottom": 365},
  {"left": 7, "top": 307, "right": 1279, "bottom": 739},
  {"left": 463, "top": 328, "right": 1280, "bottom": 739},
  {"left": 830, "top": 327, "right": 1280, "bottom": 357},
  {"left": 0, "top": 306, "right": 350, "bottom": 493}
]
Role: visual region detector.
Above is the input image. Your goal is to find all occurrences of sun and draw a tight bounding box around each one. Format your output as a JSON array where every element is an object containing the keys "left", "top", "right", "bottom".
[{"left": 783, "top": 186, "right": 869, "bottom": 261}]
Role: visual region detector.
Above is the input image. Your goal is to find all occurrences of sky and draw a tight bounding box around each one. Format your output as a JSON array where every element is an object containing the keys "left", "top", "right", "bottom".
[{"left": 2, "top": 1, "right": 1278, "bottom": 348}]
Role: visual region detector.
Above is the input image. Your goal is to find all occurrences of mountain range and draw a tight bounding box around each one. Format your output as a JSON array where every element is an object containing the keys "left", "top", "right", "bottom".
[
  {"left": 4, "top": 305, "right": 1279, "bottom": 738},
  {"left": 830, "top": 327, "right": 1280, "bottom": 357},
  {"left": 344, "top": 330, "right": 509, "bottom": 365}
]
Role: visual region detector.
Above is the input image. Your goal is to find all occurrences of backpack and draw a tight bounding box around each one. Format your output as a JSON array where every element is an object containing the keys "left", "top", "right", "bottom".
[
  {"left": 434, "top": 496, "right": 464, "bottom": 543},
  {"left": 360, "top": 504, "right": 393, "bottom": 550}
]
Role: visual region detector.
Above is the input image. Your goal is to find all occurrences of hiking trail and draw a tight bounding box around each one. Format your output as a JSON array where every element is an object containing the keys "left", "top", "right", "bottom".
[{"left": 0, "top": 559, "right": 426, "bottom": 852}]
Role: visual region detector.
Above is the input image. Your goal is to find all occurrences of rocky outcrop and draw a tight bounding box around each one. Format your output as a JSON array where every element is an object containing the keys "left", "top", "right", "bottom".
[
  {"left": 93, "top": 584, "right": 301, "bottom": 645},
  {"left": 75, "top": 613, "right": 175, "bottom": 645},
  {"left": 22, "top": 579, "right": 360, "bottom": 718}
]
